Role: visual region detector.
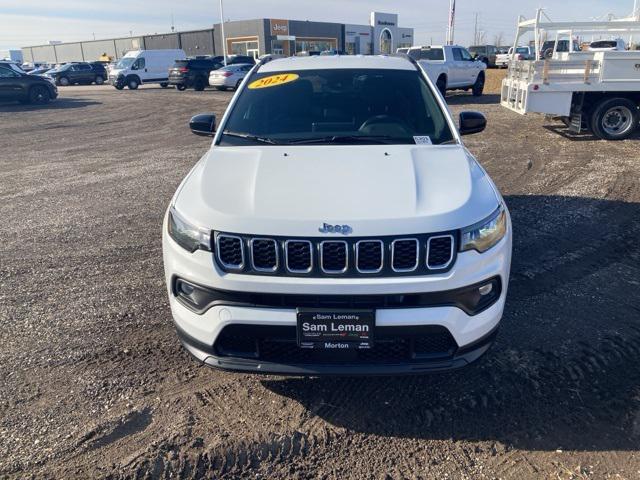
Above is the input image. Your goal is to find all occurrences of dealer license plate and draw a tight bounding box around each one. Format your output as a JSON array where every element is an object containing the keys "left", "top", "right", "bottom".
[{"left": 296, "top": 309, "right": 374, "bottom": 350}]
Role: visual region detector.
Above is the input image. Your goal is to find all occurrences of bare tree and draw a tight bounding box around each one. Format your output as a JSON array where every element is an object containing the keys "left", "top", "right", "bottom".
[
  {"left": 475, "top": 30, "right": 487, "bottom": 45},
  {"left": 493, "top": 32, "right": 505, "bottom": 46}
]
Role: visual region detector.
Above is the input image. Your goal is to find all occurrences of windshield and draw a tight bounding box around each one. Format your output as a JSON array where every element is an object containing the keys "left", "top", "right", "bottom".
[
  {"left": 515, "top": 47, "right": 529, "bottom": 54},
  {"left": 115, "top": 57, "right": 135, "bottom": 69},
  {"left": 590, "top": 40, "right": 617, "bottom": 48},
  {"left": 468, "top": 46, "right": 484, "bottom": 53},
  {"left": 219, "top": 68, "right": 454, "bottom": 146}
]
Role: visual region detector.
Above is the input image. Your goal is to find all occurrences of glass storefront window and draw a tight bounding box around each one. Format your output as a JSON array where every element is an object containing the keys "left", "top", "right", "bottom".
[
  {"left": 380, "top": 29, "right": 392, "bottom": 54},
  {"left": 295, "top": 39, "right": 337, "bottom": 54},
  {"left": 230, "top": 40, "right": 258, "bottom": 56}
]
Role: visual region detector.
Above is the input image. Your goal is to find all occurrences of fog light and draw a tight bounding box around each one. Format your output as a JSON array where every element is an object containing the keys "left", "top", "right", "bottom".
[
  {"left": 478, "top": 283, "right": 493, "bottom": 296},
  {"left": 178, "top": 280, "right": 195, "bottom": 296}
]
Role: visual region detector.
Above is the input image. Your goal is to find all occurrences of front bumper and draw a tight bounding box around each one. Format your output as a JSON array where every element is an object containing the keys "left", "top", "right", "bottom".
[{"left": 163, "top": 213, "right": 512, "bottom": 375}]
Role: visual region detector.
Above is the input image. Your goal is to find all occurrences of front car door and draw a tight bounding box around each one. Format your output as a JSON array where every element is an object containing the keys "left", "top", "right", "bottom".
[
  {"left": 132, "top": 57, "right": 148, "bottom": 81},
  {"left": 450, "top": 47, "right": 466, "bottom": 87},
  {"left": 459, "top": 47, "right": 480, "bottom": 85},
  {"left": 77, "top": 63, "right": 93, "bottom": 82}
]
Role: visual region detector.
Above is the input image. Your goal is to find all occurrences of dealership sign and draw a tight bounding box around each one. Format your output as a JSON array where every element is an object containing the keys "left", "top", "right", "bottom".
[{"left": 270, "top": 19, "right": 289, "bottom": 36}]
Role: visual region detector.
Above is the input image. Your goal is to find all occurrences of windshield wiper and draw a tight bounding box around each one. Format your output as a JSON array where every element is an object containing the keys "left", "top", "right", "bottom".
[
  {"left": 286, "top": 135, "right": 406, "bottom": 145},
  {"left": 221, "top": 131, "right": 282, "bottom": 145}
]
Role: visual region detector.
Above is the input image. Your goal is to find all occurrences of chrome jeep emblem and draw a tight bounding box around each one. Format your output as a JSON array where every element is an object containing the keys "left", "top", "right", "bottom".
[{"left": 319, "top": 223, "right": 353, "bottom": 235}]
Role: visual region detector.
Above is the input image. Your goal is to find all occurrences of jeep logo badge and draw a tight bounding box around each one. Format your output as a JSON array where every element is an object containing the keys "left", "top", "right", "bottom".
[{"left": 319, "top": 223, "right": 353, "bottom": 235}]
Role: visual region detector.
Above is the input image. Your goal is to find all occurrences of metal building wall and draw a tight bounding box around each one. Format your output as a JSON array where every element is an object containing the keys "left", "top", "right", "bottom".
[
  {"left": 21, "top": 48, "right": 34, "bottom": 63},
  {"left": 143, "top": 33, "right": 180, "bottom": 50},
  {"left": 54, "top": 42, "right": 84, "bottom": 63},
  {"left": 213, "top": 20, "right": 266, "bottom": 55},
  {"left": 289, "top": 20, "right": 344, "bottom": 50},
  {"left": 114, "top": 37, "right": 143, "bottom": 58},
  {"left": 179, "top": 29, "right": 215, "bottom": 57},
  {"left": 31, "top": 45, "right": 57, "bottom": 63},
  {"left": 81, "top": 39, "right": 117, "bottom": 61}
]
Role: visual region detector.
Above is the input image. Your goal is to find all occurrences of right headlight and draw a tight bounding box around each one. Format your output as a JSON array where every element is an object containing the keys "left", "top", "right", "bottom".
[
  {"left": 460, "top": 206, "right": 507, "bottom": 253},
  {"left": 167, "top": 207, "right": 211, "bottom": 253}
]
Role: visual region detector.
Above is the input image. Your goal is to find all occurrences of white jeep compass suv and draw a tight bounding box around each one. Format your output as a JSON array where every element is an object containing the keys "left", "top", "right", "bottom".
[{"left": 163, "top": 55, "right": 512, "bottom": 375}]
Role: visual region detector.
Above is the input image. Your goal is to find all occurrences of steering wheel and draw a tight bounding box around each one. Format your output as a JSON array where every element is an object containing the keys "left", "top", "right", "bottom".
[{"left": 359, "top": 115, "right": 412, "bottom": 136}]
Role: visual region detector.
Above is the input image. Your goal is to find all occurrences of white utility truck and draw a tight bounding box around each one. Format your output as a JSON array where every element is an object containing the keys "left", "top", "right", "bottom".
[
  {"left": 501, "top": 11, "right": 640, "bottom": 140},
  {"left": 405, "top": 45, "right": 487, "bottom": 96}
]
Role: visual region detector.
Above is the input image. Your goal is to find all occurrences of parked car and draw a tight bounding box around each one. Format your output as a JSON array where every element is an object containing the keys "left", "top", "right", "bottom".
[
  {"left": 27, "top": 67, "right": 54, "bottom": 76},
  {"left": 0, "top": 65, "right": 57, "bottom": 104},
  {"left": 540, "top": 40, "right": 581, "bottom": 58},
  {"left": 47, "top": 62, "right": 106, "bottom": 86},
  {"left": 164, "top": 55, "right": 512, "bottom": 376},
  {"left": 169, "top": 58, "right": 224, "bottom": 91},
  {"left": 468, "top": 45, "right": 499, "bottom": 67},
  {"left": 109, "top": 49, "right": 187, "bottom": 90},
  {"left": 588, "top": 39, "right": 626, "bottom": 51},
  {"left": 414, "top": 45, "right": 487, "bottom": 96},
  {"left": 208, "top": 64, "right": 253, "bottom": 90},
  {"left": 495, "top": 46, "right": 535, "bottom": 68}
]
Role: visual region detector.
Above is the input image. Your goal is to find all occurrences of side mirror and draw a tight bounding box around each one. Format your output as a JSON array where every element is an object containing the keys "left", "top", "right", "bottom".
[
  {"left": 190, "top": 113, "right": 216, "bottom": 137},
  {"left": 459, "top": 111, "right": 486, "bottom": 136}
]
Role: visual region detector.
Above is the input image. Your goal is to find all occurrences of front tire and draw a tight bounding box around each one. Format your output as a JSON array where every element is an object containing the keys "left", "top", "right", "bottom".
[
  {"left": 29, "top": 85, "right": 50, "bottom": 104},
  {"left": 95, "top": 75, "right": 105, "bottom": 85},
  {"left": 58, "top": 76, "right": 70, "bottom": 87},
  {"left": 472, "top": 72, "right": 485, "bottom": 97},
  {"left": 114, "top": 84, "right": 124, "bottom": 90},
  {"left": 127, "top": 77, "right": 139, "bottom": 90},
  {"left": 160, "top": 82, "right": 169, "bottom": 88},
  {"left": 176, "top": 84, "right": 187, "bottom": 91},
  {"left": 590, "top": 97, "right": 639, "bottom": 140}
]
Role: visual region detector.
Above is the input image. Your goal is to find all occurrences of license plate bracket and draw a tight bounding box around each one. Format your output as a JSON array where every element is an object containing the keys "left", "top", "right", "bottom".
[{"left": 296, "top": 309, "right": 374, "bottom": 350}]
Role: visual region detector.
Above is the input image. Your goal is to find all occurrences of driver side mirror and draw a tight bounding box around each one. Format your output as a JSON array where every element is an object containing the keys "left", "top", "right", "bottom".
[
  {"left": 190, "top": 113, "right": 216, "bottom": 137},
  {"left": 459, "top": 111, "right": 486, "bottom": 135}
]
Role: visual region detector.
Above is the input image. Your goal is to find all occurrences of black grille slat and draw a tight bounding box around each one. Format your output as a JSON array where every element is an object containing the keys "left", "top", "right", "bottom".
[
  {"left": 427, "top": 236, "right": 453, "bottom": 269},
  {"left": 321, "top": 241, "right": 347, "bottom": 273},
  {"left": 217, "top": 235, "right": 243, "bottom": 268},
  {"left": 214, "top": 325, "right": 457, "bottom": 365},
  {"left": 357, "top": 241, "right": 383, "bottom": 272},
  {"left": 286, "top": 241, "right": 312, "bottom": 272},
  {"left": 392, "top": 239, "right": 418, "bottom": 272},
  {"left": 252, "top": 239, "right": 277, "bottom": 271}
]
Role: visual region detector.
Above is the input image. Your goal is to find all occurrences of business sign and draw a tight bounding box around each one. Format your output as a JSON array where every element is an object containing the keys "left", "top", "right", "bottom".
[{"left": 270, "top": 19, "right": 289, "bottom": 36}]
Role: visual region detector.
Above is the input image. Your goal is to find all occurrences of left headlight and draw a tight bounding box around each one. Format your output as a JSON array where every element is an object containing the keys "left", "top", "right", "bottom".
[
  {"left": 167, "top": 207, "right": 211, "bottom": 253},
  {"left": 460, "top": 206, "right": 507, "bottom": 253}
]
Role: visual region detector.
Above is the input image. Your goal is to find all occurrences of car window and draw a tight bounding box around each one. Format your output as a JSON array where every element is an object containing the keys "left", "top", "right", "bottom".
[
  {"left": 452, "top": 48, "right": 463, "bottom": 61},
  {"left": 221, "top": 68, "right": 455, "bottom": 146},
  {"left": 133, "top": 58, "right": 145, "bottom": 69},
  {"left": 0, "top": 66, "right": 20, "bottom": 78},
  {"left": 410, "top": 48, "right": 444, "bottom": 61},
  {"left": 79, "top": 64, "right": 91, "bottom": 71},
  {"left": 460, "top": 48, "right": 473, "bottom": 61}
]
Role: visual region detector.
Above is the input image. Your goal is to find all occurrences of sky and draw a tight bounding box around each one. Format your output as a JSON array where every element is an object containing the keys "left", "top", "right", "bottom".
[{"left": 0, "top": 0, "right": 636, "bottom": 51}]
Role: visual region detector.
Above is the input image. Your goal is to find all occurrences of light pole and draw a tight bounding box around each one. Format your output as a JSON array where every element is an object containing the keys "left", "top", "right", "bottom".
[{"left": 219, "top": 0, "right": 227, "bottom": 66}]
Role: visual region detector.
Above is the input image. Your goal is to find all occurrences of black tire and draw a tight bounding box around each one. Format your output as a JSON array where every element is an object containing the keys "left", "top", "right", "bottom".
[
  {"left": 590, "top": 97, "right": 639, "bottom": 141},
  {"left": 543, "top": 48, "right": 554, "bottom": 59},
  {"left": 160, "top": 82, "right": 169, "bottom": 88},
  {"left": 193, "top": 77, "right": 206, "bottom": 91},
  {"left": 95, "top": 75, "right": 105, "bottom": 85},
  {"left": 215, "top": 86, "right": 226, "bottom": 91},
  {"left": 29, "top": 85, "right": 50, "bottom": 104},
  {"left": 176, "top": 84, "right": 187, "bottom": 91},
  {"left": 127, "top": 77, "right": 139, "bottom": 90},
  {"left": 114, "top": 84, "right": 124, "bottom": 90},
  {"left": 58, "top": 76, "right": 70, "bottom": 87},
  {"left": 235, "top": 79, "right": 242, "bottom": 90},
  {"left": 472, "top": 72, "right": 485, "bottom": 97},
  {"left": 436, "top": 75, "right": 447, "bottom": 97}
]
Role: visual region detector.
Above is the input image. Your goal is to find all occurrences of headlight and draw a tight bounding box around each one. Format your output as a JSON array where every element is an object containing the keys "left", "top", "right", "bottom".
[
  {"left": 167, "top": 207, "right": 211, "bottom": 252},
  {"left": 460, "top": 206, "right": 507, "bottom": 253}
]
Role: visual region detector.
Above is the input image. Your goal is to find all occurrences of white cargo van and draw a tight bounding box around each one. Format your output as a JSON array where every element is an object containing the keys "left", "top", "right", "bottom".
[{"left": 109, "top": 49, "right": 186, "bottom": 90}]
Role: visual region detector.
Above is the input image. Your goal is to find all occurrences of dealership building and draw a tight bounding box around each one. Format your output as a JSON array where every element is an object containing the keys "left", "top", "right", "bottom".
[{"left": 22, "top": 12, "right": 414, "bottom": 63}]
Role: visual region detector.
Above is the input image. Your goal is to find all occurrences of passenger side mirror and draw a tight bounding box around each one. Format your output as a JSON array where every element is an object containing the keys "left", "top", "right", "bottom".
[
  {"left": 459, "top": 111, "right": 486, "bottom": 136},
  {"left": 190, "top": 113, "right": 216, "bottom": 137}
]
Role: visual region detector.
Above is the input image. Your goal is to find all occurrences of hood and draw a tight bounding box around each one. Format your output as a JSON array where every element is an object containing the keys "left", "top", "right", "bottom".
[{"left": 173, "top": 145, "right": 500, "bottom": 237}]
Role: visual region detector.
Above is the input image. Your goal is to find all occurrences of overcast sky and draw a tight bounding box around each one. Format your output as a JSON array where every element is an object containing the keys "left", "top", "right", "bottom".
[{"left": 0, "top": 0, "right": 636, "bottom": 51}]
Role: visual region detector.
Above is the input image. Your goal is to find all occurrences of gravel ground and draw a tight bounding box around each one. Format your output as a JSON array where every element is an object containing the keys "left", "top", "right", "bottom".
[{"left": 1, "top": 78, "right": 639, "bottom": 479}]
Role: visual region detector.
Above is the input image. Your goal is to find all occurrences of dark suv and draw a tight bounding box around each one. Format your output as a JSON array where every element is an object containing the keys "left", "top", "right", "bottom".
[
  {"left": 169, "top": 55, "right": 256, "bottom": 91},
  {"left": 47, "top": 62, "right": 107, "bottom": 86},
  {"left": 0, "top": 65, "right": 58, "bottom": 104}
]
